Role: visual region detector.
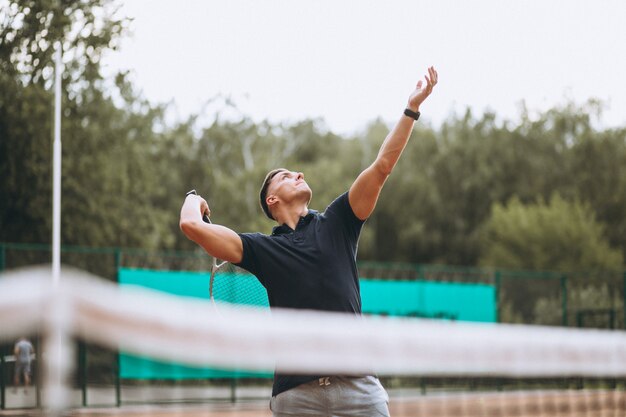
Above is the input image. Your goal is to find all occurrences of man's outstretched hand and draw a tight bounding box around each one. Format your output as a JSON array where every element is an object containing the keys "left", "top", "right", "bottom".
[{"left": 407, "top": 66, "right": 438, "bottom": 112}]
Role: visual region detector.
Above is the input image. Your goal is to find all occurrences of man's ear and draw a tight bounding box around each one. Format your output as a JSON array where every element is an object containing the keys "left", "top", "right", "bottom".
[{"left": 267, "top": 195, "right": 278, "bottom": 208}]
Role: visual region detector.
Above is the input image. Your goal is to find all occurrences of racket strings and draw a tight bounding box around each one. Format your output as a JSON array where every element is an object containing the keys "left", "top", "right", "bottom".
[{"left": 205, "top": 215, "right": 228, "bottom": 301}]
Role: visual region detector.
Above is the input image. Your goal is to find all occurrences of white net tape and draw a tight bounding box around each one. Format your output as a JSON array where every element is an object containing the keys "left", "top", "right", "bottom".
[{"left": 1, "top": 265, "right": 626, "bottom": 413}]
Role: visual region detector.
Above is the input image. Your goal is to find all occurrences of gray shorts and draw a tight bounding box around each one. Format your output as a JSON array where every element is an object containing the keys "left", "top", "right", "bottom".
[
  {"left": 270, "top": 376, "right": 390, "bottom": 417},
  {"left": 14, "top": 362, "right": 31, "bottom": 377}
]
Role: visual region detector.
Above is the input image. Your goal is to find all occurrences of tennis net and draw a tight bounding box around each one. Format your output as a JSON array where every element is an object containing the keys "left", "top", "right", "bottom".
[{"left": 1, "top": 266, "right": 625, "bottom": 416}]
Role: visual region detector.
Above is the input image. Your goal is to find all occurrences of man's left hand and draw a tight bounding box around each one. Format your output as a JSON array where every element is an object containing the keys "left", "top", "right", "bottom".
[{"left": 407, "top": 66, "right": 438, "bottom": 112}]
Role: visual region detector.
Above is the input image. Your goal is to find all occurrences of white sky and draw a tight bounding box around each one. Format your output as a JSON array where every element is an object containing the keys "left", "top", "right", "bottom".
[{"left": 102, "top": 0, "right": 626, "bottom": 136}]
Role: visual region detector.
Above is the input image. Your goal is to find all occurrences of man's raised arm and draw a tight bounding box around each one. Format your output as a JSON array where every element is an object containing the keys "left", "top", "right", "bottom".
[
  {"left": 179, "top": 194, "right": 243, "bottom": 263},
  {"left": 348, "top": 66, "right": 438, "bottom": 220}
]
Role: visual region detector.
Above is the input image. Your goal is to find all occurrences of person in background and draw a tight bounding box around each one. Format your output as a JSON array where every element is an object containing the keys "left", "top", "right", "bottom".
[{"left": 13, "top": 337, "right": 34, "bottom": 393}]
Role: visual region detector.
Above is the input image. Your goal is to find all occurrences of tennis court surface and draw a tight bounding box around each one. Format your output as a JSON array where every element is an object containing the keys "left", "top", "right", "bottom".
[{"left": 2, "top": 390, "right": 625, "bottom": 416}]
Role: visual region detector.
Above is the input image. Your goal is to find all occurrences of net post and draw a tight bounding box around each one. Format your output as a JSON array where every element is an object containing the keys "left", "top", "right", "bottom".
[{"left": 561, "top": 275, "right": 568, "bottom": 326}]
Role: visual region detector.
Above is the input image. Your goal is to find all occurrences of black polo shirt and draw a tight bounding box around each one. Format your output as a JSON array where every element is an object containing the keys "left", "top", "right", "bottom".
[{"left": 235, "top": 191, "right": 365, "bottom": 396}]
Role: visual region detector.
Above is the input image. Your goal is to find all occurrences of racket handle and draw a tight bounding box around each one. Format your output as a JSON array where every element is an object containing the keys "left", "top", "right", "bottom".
[{"left": 185, "top": 189, "right": 211, "bottom": 223}]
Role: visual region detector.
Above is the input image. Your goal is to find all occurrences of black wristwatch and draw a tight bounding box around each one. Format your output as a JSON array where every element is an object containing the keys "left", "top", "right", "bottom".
[{"left": 404, "top": 108, "right": 421, "bottom": 121}]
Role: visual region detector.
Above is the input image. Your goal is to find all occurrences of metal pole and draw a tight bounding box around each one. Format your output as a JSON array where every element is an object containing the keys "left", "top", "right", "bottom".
[
  {"left": 1, "top": 353, "right": 5, "bottom": 410},
  {"left": 79, "top": 342, "right": 87, "bottom": 406},
  {"left": 230, "top": 378, "right": 237, "bottom": 403},
  {"left": 561, "top": 275, "right": 568, "bottom": 327},
  {"left": 44, "top": 40, "right": 69, "bottom": 416},
  {"left": 35, "top": 336, "right": 41, "bottom": 407},
  {"left": 52, "top": 41, "right": 63, "bottom": 286},
  {"left": 623, "top": 271, "right": 626, "bottom": 330},
  {"left": 494, "top": 271, "right": 501, "bottom": 323},
  {"left": 0, "top": 244, "right": 5, "bottom": 272},
  {"left": 115, "top": 354, "right": 121, "bottom": 407},
  {"left": 115, "top": 249, "right": 122, "bottom": 407}
]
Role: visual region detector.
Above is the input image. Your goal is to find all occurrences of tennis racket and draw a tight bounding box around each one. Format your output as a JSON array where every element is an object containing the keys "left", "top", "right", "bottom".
[{"left": 185, "top": 189, "right": 228, "bottom": 302}]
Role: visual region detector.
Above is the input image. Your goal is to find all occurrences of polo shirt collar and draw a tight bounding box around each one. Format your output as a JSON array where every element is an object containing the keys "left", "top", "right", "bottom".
[{"left": 272, "top": 210, "right": 318, "bottom": 235}]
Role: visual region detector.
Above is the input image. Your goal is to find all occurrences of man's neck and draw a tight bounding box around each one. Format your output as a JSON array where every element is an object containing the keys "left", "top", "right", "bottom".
[{"left": 275, "top": 205, "right": 309, "bottom": 230}]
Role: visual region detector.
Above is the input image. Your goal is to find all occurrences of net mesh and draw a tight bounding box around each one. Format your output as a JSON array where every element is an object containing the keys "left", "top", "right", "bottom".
[{"left": 1, "top": 265, "right": 625, "bottom": 416}]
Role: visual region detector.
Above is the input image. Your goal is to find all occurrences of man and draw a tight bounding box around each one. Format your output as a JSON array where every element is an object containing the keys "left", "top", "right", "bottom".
[
  {"left": 180, "top": 67, "right": 438, "bottom": 416},
  {"left": 13, "top": 337, "right": 34, "bottom": 393}
]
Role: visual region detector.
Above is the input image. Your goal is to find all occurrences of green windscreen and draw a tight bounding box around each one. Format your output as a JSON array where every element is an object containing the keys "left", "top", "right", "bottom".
[
  {"left": 360, "top": 278, "right": 496, "bottom": 322},
  {"left": 118, "top": 268, "right": 495, "bottom": 379}
]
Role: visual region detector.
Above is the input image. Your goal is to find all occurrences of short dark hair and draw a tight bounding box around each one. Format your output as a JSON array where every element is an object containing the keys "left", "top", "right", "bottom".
[{"left": 259, "top": 168, "right": 287, "bottom": 220}]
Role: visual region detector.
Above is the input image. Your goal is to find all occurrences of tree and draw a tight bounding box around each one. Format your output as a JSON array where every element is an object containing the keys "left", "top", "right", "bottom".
[
  {"left": 0, "top": 0, "right": 128, "bottom": 86},
  {"left": 0, "top": 0, "right": 175, "bottom": 250},
  {"left": 479, "top": 194, "right": 623, "bottom": 272},
  {"left": 2, "top": 0, "right": 626, "bottom": 271},
  {"left": 478, "top": 194, "right": 624, "bottom": 325},
  {"left": 567, "top": 126, "right": 626, "bottom": 261}
]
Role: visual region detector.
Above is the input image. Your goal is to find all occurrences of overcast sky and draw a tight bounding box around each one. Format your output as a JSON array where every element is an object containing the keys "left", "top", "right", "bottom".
[{"left": 102, "top": 0, "right": 626, "bottom": 136}]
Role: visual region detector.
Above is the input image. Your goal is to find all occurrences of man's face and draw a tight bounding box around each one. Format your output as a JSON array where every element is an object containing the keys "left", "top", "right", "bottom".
[{"left": 266, "top": 169, "right": 312, "bottom": 206}]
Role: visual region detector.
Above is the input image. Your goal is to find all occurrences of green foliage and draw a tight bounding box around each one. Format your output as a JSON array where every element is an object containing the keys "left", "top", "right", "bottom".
[
  {"left": 0, "top": 76, "right": 52, "bottom": 242},
  {"left": 59, "top": 73, "right": 174, "bottom": 249},
  {"left": 0, "top": 0, "right": 128, "bottom": 86},
  {"left": 479, "top": 195, "right": 623, "bottom": 272},
  {"left": 0, "top": 0, "right": 166, "bottom": 249},
  {"left": 1, "top": 0, "right": 625, "bottom": 277}
]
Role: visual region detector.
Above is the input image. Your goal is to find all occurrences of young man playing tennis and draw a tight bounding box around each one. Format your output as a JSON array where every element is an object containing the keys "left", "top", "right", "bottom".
[{"left": 180, "top": 66, "right": 438, "bottom": 417}]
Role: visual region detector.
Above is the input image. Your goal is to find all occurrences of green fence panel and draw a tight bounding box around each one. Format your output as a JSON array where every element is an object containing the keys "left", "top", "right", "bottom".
[
  {"left": 118, "top": 268, "right": 270, "bottom": 379},
  {"left": 360, "top": 279, "right": 496, "bottom": 322},
  {"left": 117, "top": 268, "right": 495, "bottom": 379}
]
